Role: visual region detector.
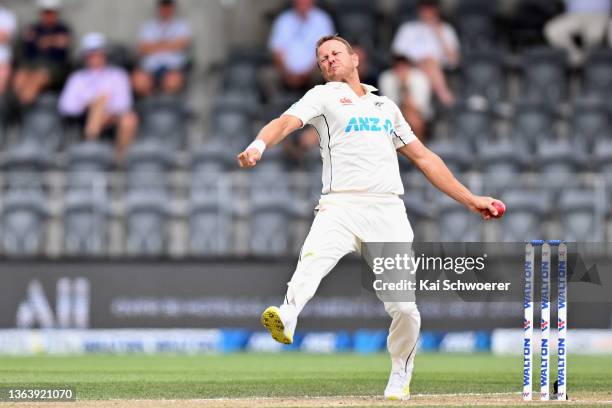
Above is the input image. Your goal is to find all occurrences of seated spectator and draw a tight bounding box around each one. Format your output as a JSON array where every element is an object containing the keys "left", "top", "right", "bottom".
[
  {"left": 59, "top": 33, "right": 137, "bottom": 159},
  {"left": 132, "top": 0, "right": 191, "bottom": 97},
  {"left": 0, "top": 2, "right": 16, "bottom": 96},
  {"left": 544, "top": 0, "right": 610, "bottom": 66},
  {"left": 379, "top": 55, "right": 432, "bottom": 141},
  {"left": 263, "top": 0, "right": 334, "bottom": 99},
  {"left": 13, "top": 0, "right": 71, "bottom": 105},
  {"left": 391, "top": 0, "right": 459, "bottom": 106}
]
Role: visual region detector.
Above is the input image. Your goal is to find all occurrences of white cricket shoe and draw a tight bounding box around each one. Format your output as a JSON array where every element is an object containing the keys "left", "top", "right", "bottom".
[
  {"left": 260, "top": 305, "right": 297, "bottom": 345},
  {"left": 384, "top": 370, "right": 411, "bottom": 401}
]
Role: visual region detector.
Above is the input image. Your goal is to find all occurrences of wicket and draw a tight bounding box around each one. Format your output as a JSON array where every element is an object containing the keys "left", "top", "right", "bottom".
[{"left": 523, "top": 240, "right": 567, "bottom": 401}]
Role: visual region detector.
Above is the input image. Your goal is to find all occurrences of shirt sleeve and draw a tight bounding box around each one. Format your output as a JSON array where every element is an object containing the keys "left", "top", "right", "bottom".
[
  {"left": 2, "top": 11, "right": 17, "bottom": 36},
  {"left": 391, "top": 24, "right": 413, "bottom": 59},
  {"left": 268, "top": 12, "right": 289, "bottom": 51},
  {"left": 58, "top": 73, "right": 86, "bottom": 116},
  {"left": 388, "top": 99, "right": 418, "bottom": 149},
  {"left": 283, "top": 87, "right": 324, "bottom": 128},
  {"left": 319, "top": 10, "right": 335, "bottom": 36},
  {"left": 444, "top": 24, "right": 460, "bottom": 52}
]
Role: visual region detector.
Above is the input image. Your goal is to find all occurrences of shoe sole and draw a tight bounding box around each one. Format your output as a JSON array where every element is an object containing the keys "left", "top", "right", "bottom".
[
  {"left": 261, "top": 306, "right": 292, "bottom": 345},
  {"left": 385, "top": 385, "right": 410, "bottom": 401},
  {"left": 385, "top": 395, "right": 410, "bottom": 401}
]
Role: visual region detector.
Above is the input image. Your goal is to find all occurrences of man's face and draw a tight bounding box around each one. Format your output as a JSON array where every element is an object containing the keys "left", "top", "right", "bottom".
[
  {"left": 294, "top": 0, "right": 314, "bottom": 16},
  {"left": 86, "top": 50, "right": 106, "bottom": 69},
  {"left": 418, "top": 5, "right": 439, "bottom": 22},
  {"left": 316, "top": 40, "right": 358, "bottom": 82},
  {"left": 40, "top": 9, "right": 58, "bottom": 26},
  {"left": 159, "top": 4, "right": 175, "bottom": 20}
]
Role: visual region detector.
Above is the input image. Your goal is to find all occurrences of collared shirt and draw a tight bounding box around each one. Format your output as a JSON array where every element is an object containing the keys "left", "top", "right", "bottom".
[
  {"left": 268, "top": 7, "right": 334, "bottom": 75},
  {"left": 138, "top": 17, "right": 191, "bottom": 72},
  {"left": 59, "top": 66, "right": 132, "bottom": 116},
  {"left": 565, "top": 0, "right": 610, "bottom": 13},
  {"left": 284, "top": 82, "right": 417, "bottom": 195},
  {"left": 392, "top": 21, "right": 459, "bottom": 66},
  {"left": 0, "top": 7, "right": 16, "bottom": 63}
]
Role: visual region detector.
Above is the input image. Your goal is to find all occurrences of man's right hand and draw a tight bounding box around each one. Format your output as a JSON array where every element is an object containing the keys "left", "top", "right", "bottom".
[{"left": 237, "top": 148, "right": 262, "bottom": 168}]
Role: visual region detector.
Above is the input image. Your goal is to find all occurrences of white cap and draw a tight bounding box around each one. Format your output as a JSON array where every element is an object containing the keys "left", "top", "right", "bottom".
[
  {"left": 80, "top": 32, "right": 107, "bottom": 54},
  {"left": 38, "top": 0, "right": 61, "bottom": 10}
]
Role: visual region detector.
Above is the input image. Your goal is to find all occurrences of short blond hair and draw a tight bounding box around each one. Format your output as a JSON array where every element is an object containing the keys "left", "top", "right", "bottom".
[{"left": 315, "top": 34, "right": 354, "bottom": 59}]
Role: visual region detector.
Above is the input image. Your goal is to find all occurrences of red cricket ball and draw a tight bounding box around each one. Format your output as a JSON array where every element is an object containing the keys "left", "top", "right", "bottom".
[{"left": 490, "top": 200, "right": 505, "bottom": 218}]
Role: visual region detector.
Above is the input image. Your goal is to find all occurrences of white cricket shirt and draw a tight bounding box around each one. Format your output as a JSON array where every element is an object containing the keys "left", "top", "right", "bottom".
[{"left": 284, "top": 81, "right": 417, "bottom": 195}]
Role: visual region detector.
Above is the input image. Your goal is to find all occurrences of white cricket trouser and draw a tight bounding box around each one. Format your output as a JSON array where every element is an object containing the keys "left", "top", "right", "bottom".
[{"left": 283, "top": 192, "right": 421, "bottom": 373}]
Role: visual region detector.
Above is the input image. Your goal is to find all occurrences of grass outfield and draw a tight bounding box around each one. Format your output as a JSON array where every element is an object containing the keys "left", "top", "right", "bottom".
[{"left": 0, "top": 353, "right": 610, "bottom": 406}]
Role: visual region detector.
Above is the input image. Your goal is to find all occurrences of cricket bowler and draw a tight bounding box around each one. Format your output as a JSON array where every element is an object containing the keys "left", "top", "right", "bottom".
[{"left": 237, "top": 34, "right": 504, "bottom": 400}]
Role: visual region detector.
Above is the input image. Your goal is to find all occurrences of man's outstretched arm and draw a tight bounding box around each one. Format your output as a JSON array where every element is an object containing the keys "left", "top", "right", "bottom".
[
  {"left": 237, "top": 114, "right": 303, "bottom": 168},
  {"left": 397, "top": 139, "right": 501, "bottom": 220}
]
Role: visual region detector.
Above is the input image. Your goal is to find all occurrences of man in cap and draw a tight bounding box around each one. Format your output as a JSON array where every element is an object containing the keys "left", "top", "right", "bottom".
[{"left": 59, "top": 33, "right": 137, "bottom": 159}]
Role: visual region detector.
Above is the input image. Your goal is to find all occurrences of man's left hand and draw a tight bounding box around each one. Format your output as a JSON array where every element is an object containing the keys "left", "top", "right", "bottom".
[{"left": 468, "top": 196, "right": 505, "bottom": 220}]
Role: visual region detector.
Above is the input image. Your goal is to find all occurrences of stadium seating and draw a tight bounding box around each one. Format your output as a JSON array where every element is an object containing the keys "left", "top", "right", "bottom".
[
  {"left": 1, "top": 2, "right": 612, "bottom": 256},
  {"left": 0, "top": 141, "right": 52, "bottom": 192},
  {"left": 191, "top": 140, "right": 236, "bottom": 174},
  {"left": 125, "top": 140, "right": 175, "bottom": 193},
  {"left": 436, "top": 193, "right": 480, "bottom": 242},
  {"left": 581, "top": 48, "right": 612, "bottom": 103},
  {"left": 510, "top": 100, "right": 556, "bottom": 150},
  {"left": 20, "top": 93, "right": 64, "bottom": 151},
  {"left": 478, "top": 139, "right": 531, "bottom": 191},
  {"left": 427, "top": 138, "right": 473, "bottom": 174},
  {"left": 569, "top": 98, "right": 612, "bottom": 151},
  {"left": 520, "top": 47, "right": 567, "bottom": 105},
  {"left": 189, "top": 173, "right": 233, "bottom": 256},
  {"left": 125, "top": 191, "right": 170, "bottom": 256},
  {"left": 455, "top": 0, "right": 499, "bottom": 51},
  {"left": 66, "top": 141, "right": 114, "bottom": 192},
  {"left": 63, "top": 191, "right": 111, "bottom": 256},
  {"left": 535, "top": 139, "right": 588, "bottom": 176},
  {"left": 1, "top": 190, "right": 48, "bottom": 256},
  {"left": 446, "top": 101, "right": 494, "bottom": 148},
  {"left": 559, "top": 190, "right": 602, "bottom": 242},
  {"left": 499, "top": 190, "right": 549, "bottom": 242},
  {"left": 138, "top": 95, "right": 188, "bottom": 151},
  {"left": 460, "top": 50, "right": 507, "bottom": 105}
]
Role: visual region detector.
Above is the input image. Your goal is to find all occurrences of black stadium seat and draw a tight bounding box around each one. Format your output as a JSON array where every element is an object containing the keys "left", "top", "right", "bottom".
[
  {"left": 570, "top": 98, "right": 612, "bottom": 151},
  {"left": 581, "top": 49, "right": 612, "bottom": 102},
  {"left": 460, "top": 50, "right": 507, "bottom": 105},
  {"left": 520, "top": 47, "right": 568, "bottom": 105},
  {"left": 510, "top": 101, "right": 555, "bottom": 150}
]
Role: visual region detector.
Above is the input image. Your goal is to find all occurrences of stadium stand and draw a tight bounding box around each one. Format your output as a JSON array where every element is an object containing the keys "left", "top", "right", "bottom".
[{"left": 0, "top": 0, "right": 610, "bottom": 257}]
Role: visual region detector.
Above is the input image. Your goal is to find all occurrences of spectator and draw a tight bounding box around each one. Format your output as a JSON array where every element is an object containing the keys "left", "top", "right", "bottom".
[
  {"left": 544, "top": 0, "right": 610, "bottom": 66},
  {"left": 264, "top": 0, "right": 334, "bottom": 98},
  {"left": 0, "top": 1, "right": 16, "bottom": 96},
  {"left": 59, "top": 33, "right": 137, "bottom": 159},
  {"left": 132, "top": 0, "right": 191, "bottom": 97},
  {"left": 379, "top": 55, "right": 432, "bottom": 141},
  {"left": 391, "top": 0, "right": 459, "bottom": 106},
  {"left": 13, "top": 0, "right": 71, "bottom": 105}
]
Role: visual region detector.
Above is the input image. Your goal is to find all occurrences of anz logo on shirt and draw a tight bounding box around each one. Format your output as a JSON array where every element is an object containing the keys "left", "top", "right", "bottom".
[{"left": 344, "top": 117, "right": 394, "bottom": 135}]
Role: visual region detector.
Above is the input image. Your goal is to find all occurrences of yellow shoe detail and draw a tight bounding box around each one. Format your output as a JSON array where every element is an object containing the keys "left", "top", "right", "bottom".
[
  {"left": 402, "top": 384, "right": 411, "bottom": 400},
  {"left": 260, "top": 306, "right": 293, "bottom": 345}
]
